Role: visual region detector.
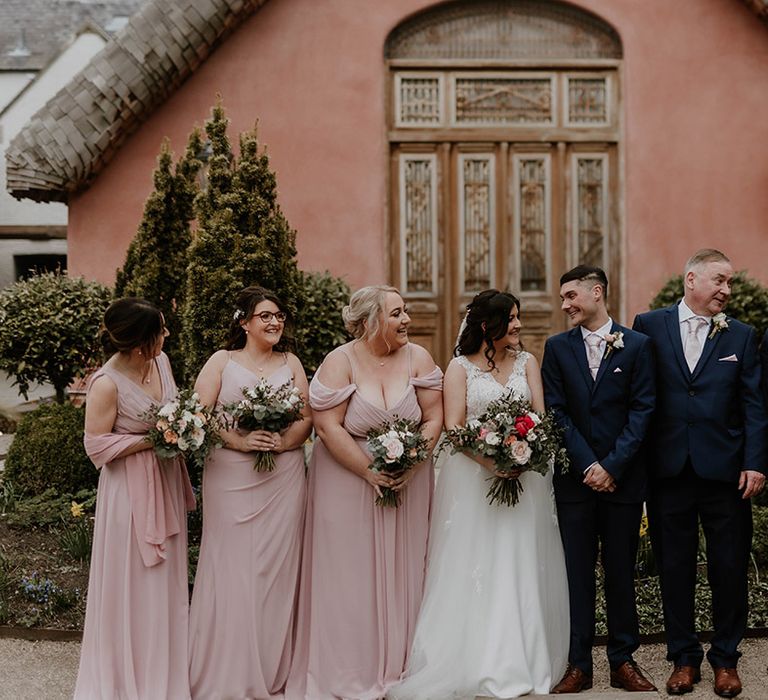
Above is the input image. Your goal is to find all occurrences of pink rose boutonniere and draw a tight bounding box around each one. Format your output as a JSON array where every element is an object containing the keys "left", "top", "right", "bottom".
[
  {"left": 708, "top": 312, "right": 728, "bottom": 340},
  {"left": 604, "top": 330, "right": 624, "bottom": 357}
]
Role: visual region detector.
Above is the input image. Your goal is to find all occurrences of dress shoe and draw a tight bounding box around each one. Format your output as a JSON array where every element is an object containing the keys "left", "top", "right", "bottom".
[
  {"left": 666, "top": 665, "right": 701, "bottom": 695},
  {"left": 610, "top": 660, "right": 657, "bottom": 692},
  {"left": 713, "top": 667, "right": 742, "bottom": 698},
  {"left": 551, "top": 664, "right": 593, "bottom": 694}
]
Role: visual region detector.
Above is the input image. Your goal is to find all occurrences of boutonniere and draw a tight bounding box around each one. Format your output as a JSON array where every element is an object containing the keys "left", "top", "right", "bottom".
[
  {"left": 604, "top": 331, "right": 624, "bottom": 356},
  {"left": 708, "top": 313, "right": 728, "bottom": 339}
]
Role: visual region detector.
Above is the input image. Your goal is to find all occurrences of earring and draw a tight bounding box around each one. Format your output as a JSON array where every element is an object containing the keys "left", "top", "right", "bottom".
[
  {"left": 138, "top": 350, "right": 142, "bottom": 356},
  {"left": 245, "top": 329, "right": 249, "bottom": 334}
]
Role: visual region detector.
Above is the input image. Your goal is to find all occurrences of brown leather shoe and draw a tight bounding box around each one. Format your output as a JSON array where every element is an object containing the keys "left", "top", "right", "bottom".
[
  {"left": 610, "top": 660, "right": 657, "bottom": 692},
  {"left": 551, "top": 664, "right": 593, "bottom": 694},
  {"left": 666, "top": 665, "right": 701, "bottom": 695},
  {"left": 713, "top": 668, "right": 742, "bottom": 698}
]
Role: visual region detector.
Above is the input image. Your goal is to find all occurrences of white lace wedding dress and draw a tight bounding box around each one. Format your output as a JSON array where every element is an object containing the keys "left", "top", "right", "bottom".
[{"left": 390, "top": 352, "right": 569, "bottom": 700}]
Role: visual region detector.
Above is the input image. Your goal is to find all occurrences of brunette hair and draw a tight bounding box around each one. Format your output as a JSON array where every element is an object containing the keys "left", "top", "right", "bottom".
[
  {"left": 225, "top": 286, "right": 293, "bottom": 351},
  {"left": 559, "top": 265, "right": 609, "bottom": 298},
  {"left": 454, "top": 289, "right": 521, "bottom": 371},
  {"left": 100, "top": 298, "right": 164, "bottom": 358},
  {"left": 342, "top": 285, "right": 401, "bottom": 340}
]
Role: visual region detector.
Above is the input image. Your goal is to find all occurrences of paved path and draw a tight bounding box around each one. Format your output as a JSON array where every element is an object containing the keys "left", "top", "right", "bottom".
[{"left": 2, "top": 637, "right": 767, "bottom": 699}]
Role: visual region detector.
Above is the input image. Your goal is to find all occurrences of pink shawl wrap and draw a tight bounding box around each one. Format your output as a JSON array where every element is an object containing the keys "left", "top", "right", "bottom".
[{"left": 84, "top": 432, "right": 196, "bottom": 568}]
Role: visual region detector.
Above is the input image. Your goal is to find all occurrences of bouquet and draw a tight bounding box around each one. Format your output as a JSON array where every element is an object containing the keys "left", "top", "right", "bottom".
[
  {"left": 366, "top": 417, "right": 430, "bottom": 507},
  {"left": 223, "top": 380, "right": 305, "bottom": 471},
  {"left": 144, "top": 388, "right": 219, "bottom": 472},
  {"left": 443, "top": 393, "right": 568, "bottom": 507}
]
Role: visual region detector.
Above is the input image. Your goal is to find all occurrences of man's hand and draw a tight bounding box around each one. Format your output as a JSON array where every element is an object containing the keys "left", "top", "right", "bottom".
[
  {"left": 739, "top": 469, "right": 766, "bottom": 499},
  {"left": 583, "top": 463, "right": 616, "bottom": 493}
]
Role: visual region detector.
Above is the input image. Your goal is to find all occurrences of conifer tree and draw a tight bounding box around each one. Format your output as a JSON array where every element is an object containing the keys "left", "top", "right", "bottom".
[
  {"left": 115, "top": 131, "right": 202, "bottom": 372},
  {"left": 182, "top": 103, "right": 304, "bottom": 379}
]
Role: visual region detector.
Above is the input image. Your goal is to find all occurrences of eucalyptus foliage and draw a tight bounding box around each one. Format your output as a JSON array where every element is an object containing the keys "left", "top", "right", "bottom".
[
  {"left": 0, "top": 272, "right": 111, "bottom": 402},
  {"left": 115, "top": 132, "right": 202, "bottom": 372},
  {"left": 182, "top": 103, "right": 304, "bottom": 380},
  {"left": 650, "top": 271, "right": 768, "bottom": 339}
]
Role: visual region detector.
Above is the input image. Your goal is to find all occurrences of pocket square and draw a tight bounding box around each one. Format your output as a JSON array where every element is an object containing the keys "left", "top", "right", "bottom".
[
  {"left": 718, "top": 354, "right": 738, "bottom": 362},
  {"left": 613, "top": 367, "right": 622, "bottom": 373}
]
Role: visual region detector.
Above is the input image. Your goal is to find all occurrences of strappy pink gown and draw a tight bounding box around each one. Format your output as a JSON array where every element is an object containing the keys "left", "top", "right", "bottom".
[
  {"left": 75, "top": 352, "right": 195, "bottom": 700},
  {"left": 188, "top": 359, "right": 307, "bottom": 700},
  {"left": 286, "top": 344, "right": 443, "bottom": 700}
]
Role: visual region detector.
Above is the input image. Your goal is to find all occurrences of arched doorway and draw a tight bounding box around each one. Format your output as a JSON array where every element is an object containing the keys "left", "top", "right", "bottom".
[{"left": 385, "top": 0, "right": 623, "bottom": 366}]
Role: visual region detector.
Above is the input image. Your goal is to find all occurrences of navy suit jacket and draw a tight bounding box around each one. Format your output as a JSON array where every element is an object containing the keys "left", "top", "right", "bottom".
[
  {"left": 633, "top": 305, "right": 768, "bottom": 481},
  {"left": 542, "top": 322, "right": 655, "bottom": 503}
]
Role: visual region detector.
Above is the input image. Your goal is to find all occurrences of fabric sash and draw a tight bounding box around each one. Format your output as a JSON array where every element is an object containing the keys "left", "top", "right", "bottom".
[{"left": 84, "top": 432, "right": 196, "bottom": 568}]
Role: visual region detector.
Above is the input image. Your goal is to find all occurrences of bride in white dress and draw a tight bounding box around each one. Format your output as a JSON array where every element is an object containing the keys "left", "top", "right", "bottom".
[{"left": 390, "top": 290, "right": 569, "bottom": 700}]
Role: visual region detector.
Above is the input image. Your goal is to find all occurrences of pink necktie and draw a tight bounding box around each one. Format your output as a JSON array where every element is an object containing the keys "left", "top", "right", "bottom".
[
  {"left": 585, "top": 333, "right": 603, "bottom": 379},
  {"left": 684, "top": 317, "right": 708, "bottom": 372}
]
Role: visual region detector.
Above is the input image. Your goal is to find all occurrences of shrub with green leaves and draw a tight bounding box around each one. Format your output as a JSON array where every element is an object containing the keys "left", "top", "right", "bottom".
[
  {"left": 3, "top": 404, "right": 97, "bottom": 497},
  {"left": 294, "top": 271, "right": 350, "bottom": 376},
  {"left": 0, "top": 271, "right": 112, "bottom": 403},
  {"left": 650, "top": 271, "right": 768, "bottom": 339},
  {"left": 752, "top": 505, "right": 768, "bottom": 568}
]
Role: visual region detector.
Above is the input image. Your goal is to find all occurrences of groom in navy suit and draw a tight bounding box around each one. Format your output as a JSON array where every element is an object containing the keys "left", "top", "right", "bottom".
[
  {"left": 633, "top": 249, "right": 766, "bottom": 697},
  {"left": 542, "top": 265, "right": 656, "bottom": 694}
]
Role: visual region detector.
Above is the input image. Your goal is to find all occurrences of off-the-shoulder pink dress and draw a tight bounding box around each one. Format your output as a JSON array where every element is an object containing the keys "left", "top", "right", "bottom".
[
  {"left": 286, "top": 344, "right": 442, "bottom": 700},
  {"left": 76, "top": 352, "right": 196, "bottom": 700},
  {"left": 189, "top": 359, "right": 306, "bottom": 700}
]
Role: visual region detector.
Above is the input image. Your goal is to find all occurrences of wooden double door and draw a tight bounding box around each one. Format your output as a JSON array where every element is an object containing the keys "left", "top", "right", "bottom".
[{"left": 390, "top": 141, "right": 619, "bottom": 368}]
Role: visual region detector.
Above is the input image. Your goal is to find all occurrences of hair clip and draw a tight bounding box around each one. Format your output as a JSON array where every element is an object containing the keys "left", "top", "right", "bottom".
[{"left": 233, "top": 309, "right": 245, "bottom": 321}]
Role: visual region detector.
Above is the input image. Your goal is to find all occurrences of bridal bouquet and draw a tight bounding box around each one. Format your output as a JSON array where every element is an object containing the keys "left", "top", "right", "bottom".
[
  {"left": 366, "top": 418, "right": 430, "bottom": 507},
  {"left": 223, "top": 381, "right": 305, "bottom": 471},
  {"left": 443, "top": 393, "right": 568, "bottom": 507},
  {"left": 144, "top": 388, "right": 219, "bottom": 472}
]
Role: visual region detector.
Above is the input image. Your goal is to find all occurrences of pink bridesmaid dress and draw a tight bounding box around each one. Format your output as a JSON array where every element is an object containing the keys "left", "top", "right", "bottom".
[
  {"left": 76, "top": 352, "right": 196, "bottom": 700},
  {"left": 286, "top": 344, "right": 442, "bottom": 700},
  {"left": 188, "top": 358, "right": 307, "bottom": 700}
]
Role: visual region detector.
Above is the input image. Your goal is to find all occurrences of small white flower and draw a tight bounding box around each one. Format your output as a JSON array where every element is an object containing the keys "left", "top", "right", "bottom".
[
  {"left": 709, "top": 312, "right": 729, "bottom": 339},
  {"left": 484, "top": 431, "right": 501, "bottom": 446},
  {"left": 604, "top": 331, "right": 624, "bottom": 354},
  {"left": 527, "top": 412, "right": 542, "bottom": 426},
  {"left": 177, "top": 436, "right": 190, "bottom": 451}
]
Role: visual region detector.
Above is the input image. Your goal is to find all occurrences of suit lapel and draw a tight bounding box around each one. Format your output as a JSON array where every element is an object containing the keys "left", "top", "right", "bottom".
[
  {"left": 567, "top": 327, "right": 593, "bottom": 390},
  {"left": 691, "top": 320, "right": 723, "bottom": 381},
  {"left": 592, "top": 322, "right": 620, "bottom": 391},
  {"left": 664, "top": 306, "right": 690, "bottom": 379}
]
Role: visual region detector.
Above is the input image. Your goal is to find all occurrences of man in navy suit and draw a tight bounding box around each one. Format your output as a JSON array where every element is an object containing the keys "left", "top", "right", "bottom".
[
  {"left": 542, "top": 265, "right": 656, "bottom": 694},
  {"left": 633, "top": 249, "right": 767, "bottom": 697}
]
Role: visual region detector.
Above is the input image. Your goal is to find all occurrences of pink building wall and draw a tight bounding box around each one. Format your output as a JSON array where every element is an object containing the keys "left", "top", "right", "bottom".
[{"left": 68, "top": 0, "right": 768, "bottom": 321}]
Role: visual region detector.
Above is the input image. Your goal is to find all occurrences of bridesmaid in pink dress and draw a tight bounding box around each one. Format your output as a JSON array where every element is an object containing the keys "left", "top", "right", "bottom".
[
  {"left": 189, "top": 286, "right": 311, "bottom": 700},
  {"left": 286, "top": 285, "right": 443, "bottom": 700},
  {"left": 76, "top": 298, "right": 196, "bottom": 700}
]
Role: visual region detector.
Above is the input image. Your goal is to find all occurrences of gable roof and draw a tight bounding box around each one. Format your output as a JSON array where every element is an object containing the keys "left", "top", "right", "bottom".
[{"left": 6, "top": 0, "right": 768, "bottom": 203}]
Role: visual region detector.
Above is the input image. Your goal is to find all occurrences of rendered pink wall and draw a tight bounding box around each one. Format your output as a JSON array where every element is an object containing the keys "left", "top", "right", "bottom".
[{"left": 68, "top": 0, "right": 768, "bottom": 321}]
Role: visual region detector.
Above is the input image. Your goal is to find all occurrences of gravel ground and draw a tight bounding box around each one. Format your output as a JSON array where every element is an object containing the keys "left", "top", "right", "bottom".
[{"left": 1, "top": 637, "right": 767, "bottom": 699}]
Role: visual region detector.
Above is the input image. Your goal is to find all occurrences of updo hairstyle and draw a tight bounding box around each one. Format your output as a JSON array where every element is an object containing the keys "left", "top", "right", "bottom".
[
  {"left": 342, "top": 285, "right": 401, "bottom": 341},
  {"left": 454, "top": 289, "right": 521, "bottom": 370},
  {"left": 225, "top": 286, "right": 293, "bottom": 351},
  {"left": 100, "top": 298, "right": 164, "bottom": 358}
]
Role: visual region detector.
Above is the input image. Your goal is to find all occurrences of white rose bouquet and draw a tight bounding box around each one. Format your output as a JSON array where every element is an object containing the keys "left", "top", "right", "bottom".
[
  {"left": 442, "top": 393, "right": 568, "bottom": 507},
  {"left": 366, "top": 417, "right": 430, "bottom": 507},
  {"left": 223, "top": 381, "right": 305, "bottom": 471},
  {"left": 144, "top": 388, "right": 219, "bottom": 472}
]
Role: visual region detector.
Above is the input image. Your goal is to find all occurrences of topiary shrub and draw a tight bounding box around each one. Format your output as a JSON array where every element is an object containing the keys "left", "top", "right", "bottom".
[
  {"left": 650, "top": 271, "right": 768, "bottom": 339},
  {"left": 752, "top": 505, "right": 768, "bottom": 568},
  {"left": 3, "top": 403, "right": 97, "bottom": 496},
  {"left": 294, "top": 271, "right": 351, "bottom": 377},
  {"left": 0, "top": 271, "right": 112, "bottom": 403}
]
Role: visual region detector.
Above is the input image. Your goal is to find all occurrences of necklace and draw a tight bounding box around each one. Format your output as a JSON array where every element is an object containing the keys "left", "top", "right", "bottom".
[
  {"left": 356, "top": 340, "right": 390, "bottom": 366},
  {"left": 243, "top": 349, "right": 272, "bottom": 373}
]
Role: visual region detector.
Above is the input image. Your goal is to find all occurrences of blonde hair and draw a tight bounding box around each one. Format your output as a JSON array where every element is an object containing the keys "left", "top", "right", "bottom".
[
  {"left": 684, "top": 248, "right": 730, "bottom": 274},
  {"left": 342, "top": 285, "right": 401, "bottom": 340}
]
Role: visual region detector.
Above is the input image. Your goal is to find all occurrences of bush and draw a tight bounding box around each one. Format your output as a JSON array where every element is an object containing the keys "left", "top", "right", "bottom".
[
  {"left": 0, "top": 272, "right": 112, "bottom": 403},
  {"left": 294, "top": 271, "right": 351, "bottom": 376},
  {"left": 650, "top": 271, "right": 768, "bottom": 339},
  {"left": 752, "top": 505, "right": 768, "bottom": 568},
  {"left": 3, "top": 403, "right": 97, "bottom": 496}
]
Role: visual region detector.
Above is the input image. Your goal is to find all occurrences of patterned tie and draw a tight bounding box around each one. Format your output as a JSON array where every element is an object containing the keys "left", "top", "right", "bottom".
[
  {"left": 585, "top": 333, "right": 603, "bottom": 379},
  {"left": 684, "top": 317, "right": 708, "bottom": 372}
]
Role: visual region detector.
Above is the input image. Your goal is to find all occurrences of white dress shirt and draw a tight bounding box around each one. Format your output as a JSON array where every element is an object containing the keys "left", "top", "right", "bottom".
[
  {"left": 580, "top": 318, "right": 614, "bottom": 358},
  {"left": 677, "top": 300, "right": 710, "bottom": 349}
]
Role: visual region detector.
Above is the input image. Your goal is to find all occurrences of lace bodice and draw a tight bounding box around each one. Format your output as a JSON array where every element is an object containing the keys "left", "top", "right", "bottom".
[{"left": 455, "top": 351, "right": 531, "bottom": 420}]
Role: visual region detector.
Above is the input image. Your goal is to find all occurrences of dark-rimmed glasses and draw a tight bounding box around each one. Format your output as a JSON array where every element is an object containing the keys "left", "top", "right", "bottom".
[{"left": 255, "top": 311, "right": 287, "bottom": 324}]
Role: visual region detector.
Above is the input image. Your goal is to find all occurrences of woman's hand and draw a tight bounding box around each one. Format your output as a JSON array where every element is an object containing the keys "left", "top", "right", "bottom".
[
  {"left": 364, "top": 468, "right": 395, "bottom": 499},
  {"left": 493, "top": 467, "right": 522, "bottom": 480},
  {"left": 237, "top": 430, "right": 280, "bottom": 453}
]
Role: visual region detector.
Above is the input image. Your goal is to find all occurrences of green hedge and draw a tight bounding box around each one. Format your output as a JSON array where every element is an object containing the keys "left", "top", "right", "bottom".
[{"left": 3, "top": 403, "right": 97, "bottom": 496}]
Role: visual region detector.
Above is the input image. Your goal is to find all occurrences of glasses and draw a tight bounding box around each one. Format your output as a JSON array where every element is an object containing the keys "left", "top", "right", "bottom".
[{"left": 254, "top": 311, "right": 287, "bottom": 324}]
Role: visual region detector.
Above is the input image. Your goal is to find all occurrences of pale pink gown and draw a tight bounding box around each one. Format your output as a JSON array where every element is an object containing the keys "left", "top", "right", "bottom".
[
  {"left": 76, "top": 352, "right": 196, "bottom": 700},
  {"left": 286, "top": 345, "right": 443, "bottom": 700},
  {"left": 188, "top": 358, "right": 307, "bottom": 700}
]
